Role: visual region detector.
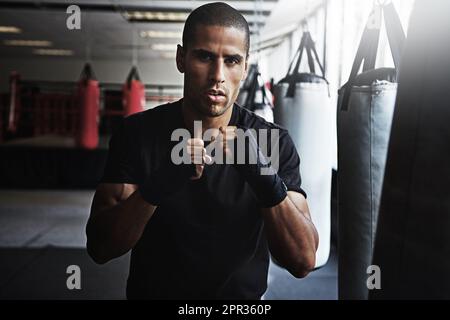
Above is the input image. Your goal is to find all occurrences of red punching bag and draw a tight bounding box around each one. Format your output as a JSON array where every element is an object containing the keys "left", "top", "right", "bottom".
[
  {"left": 7, "top": 72, "right": 21, "bottom": 134},
  {"left": 122, "top": 66, "right": 145, "bottom": 116},
  {"left": 77, "top": 63, "right": 99, "bottom": 149}
]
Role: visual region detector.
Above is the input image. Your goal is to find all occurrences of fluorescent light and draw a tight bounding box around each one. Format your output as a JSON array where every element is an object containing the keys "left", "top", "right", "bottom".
[
  {"left": 133, "top": 11, "right": 144, "bottom": 19},
  {"left": 125, "top": 11, "right": 187, "bottom": 22},
  {"left": 167, "top": 12, "right": 186, "bottom": 21},
  {"left": 151, "top": 43, "right": 177, "bottom": 51},
  {"left": 4, "top": 40, "right": 52, "bottom": 47},
  {"left": 0, "top": 26, "right": 21, "bottom": 33},
  {"left": 139, "top": 30, "right": 182, "bottom": 39},
  {"left": 160, "top": 52, "right": 176, "bottom": 59},
  {"left": 33, "top": 49, "right": 73, "bottom": 56}
]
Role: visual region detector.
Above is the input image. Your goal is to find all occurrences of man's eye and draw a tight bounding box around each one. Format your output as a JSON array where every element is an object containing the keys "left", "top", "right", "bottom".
[
  {"left": 225, "top": 58, "right": 240, "bottom": 65},
  {"left": 198, "top": 53, "right": 213, "bottom": 62}
]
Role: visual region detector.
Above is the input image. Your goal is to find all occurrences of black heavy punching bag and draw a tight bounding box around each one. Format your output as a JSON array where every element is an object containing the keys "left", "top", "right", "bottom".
[
  {"left": 337, "top": 2, "right": 405, "bottom": 300},
  {"left": 237, "top": 64, "right": 274, "bottom": 122},
  {"left": 371, "top": 0, "right": 450, "bottom": 299}
]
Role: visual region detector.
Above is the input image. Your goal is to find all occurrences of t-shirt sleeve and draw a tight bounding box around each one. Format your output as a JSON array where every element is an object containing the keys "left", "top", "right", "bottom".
[
  {"left": 276, "top": 130, "right": 307, "bottom": 199},
  {"left": 99, "top": 117, "right": 141, "bottom": 185}
]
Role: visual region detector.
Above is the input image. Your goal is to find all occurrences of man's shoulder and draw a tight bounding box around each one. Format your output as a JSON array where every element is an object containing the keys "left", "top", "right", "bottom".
[
  {"left": 121, "top": 100, "right": 182, "bottom": 136},
  {"left": 235, "top": 103, "right": 289, "bottom": 135}
]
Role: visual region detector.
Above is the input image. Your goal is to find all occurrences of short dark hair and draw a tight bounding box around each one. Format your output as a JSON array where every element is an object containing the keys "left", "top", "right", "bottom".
[{"left": 182, "top": 2, "right": 250, "bottom": 55}]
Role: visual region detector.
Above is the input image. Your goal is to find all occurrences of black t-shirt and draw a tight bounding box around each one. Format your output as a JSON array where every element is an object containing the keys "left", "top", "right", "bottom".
[{"left": 100, "top": 99, "right": 305, "bottom": 299}]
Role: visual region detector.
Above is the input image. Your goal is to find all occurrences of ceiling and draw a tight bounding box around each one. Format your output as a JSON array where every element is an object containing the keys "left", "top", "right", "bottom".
[{"left": 0, "top": 0, "right": 280, "bottom": 61}]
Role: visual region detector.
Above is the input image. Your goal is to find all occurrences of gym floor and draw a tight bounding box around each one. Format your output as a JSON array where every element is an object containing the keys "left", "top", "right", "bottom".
[{"left": 0, "top": 190, "right": 337, "bottom": 300}]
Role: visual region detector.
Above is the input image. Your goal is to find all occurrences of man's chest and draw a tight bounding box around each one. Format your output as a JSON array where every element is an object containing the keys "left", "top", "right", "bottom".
[{"left": 153, "top": 163, "right": 260, "bottom": 232}]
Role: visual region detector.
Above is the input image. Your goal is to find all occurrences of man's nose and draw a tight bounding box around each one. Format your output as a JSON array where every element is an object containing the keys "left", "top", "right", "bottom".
[{"left": 209, "top": 60, "right": 225, "bottom": 84}]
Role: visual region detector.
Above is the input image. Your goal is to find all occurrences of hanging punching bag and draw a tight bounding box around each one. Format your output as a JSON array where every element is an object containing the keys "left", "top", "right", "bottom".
[
  {"left": 237, "top": 64, "right": 274, "bottom": 122},
  {"left": 273, "top": 31, "right": 334, "bottom": 269},
  {"left": 337, "top": 3, "right": 405, "bottom": 300},
  {"left": 122, "top": 66, "right": 145, "bottom": 116},
  {"left": 253, "top": 82, "right": 274, "bottom": 123},
  {"left": 237, "top": 63, "right": 258, "bottom": 107},
  {"left": 77, "top": 63, "right": 99, "bottom": 149},
  {"left": 371, "top": 0, "right": 450, "bottom": 299},
  {"left": 7, "top": 72, "right": 20, "bottom": 134}
]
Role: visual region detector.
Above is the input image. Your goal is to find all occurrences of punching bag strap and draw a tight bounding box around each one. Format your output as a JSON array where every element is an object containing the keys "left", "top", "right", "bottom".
[
  {"left": 126, "top": 66, "right": 141, "bottom": 89},
  {"left": 308, "top": 32, "right": 326, "bottom": 79},
  {"left": 79, "top": 63, "right": 97, "bottom": 84},
  {"left": 305, "top": 33, "right": 316, "bottom": 74},
  {"left": 286, "top": 31, "right": 328, "bottom": 97},
  {"left": 244, "top": 66, "right": 260, "bottom": 110},
  {"left": 341, "top": 26, "right": 380, "bottom": 112},
  {"left": 341, "top": 5, "right": 381, "bottom": 112},
  {"left": 341, "top": 3, "right": 405, "bottom": 111},
  {"left": 286, "top": 32, "right": 307, "bottom": 97},
  {"left": 286, "top": 32, "right": 307, "bottom": 79},
  {"left": 383, "top": 2, "right": 406, "bottom": 71},
  {"left": 244, "top": 64, "right": 273, "bottom": 110},
  {"left": 291, "top": 31, "right": 324, "bottom": 76},
  {"left": 261, "top": 82, "right": 273, "bottom": 108}
]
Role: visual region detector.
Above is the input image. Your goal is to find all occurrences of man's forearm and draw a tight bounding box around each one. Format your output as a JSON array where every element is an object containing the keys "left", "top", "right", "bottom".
[
  {"left": 86, "top": 191, "right": 156, "bottom": 264},
  {"left": 262, "top": 194, "right": 318, "bottom": 278}
]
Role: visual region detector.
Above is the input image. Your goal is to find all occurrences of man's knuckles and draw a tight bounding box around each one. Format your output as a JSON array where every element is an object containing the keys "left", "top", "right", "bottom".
[{"left": 187, "top": 138, "right": 204, "bottom": 147}]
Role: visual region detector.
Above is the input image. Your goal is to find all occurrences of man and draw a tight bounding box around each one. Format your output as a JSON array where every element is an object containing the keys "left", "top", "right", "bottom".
[{"left": 86, "top": 2, "right": 318, "bottom": 299}]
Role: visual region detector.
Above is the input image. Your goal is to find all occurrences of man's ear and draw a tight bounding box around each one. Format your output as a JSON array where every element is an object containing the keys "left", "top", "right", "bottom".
[{"left": 176, "top": 44, "right": 185, "bottom": 73}]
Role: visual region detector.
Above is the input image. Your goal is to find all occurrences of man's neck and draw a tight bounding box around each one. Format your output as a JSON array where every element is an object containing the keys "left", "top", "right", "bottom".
[{"left": 181, "top": 100, "right": 234, "bottom": 136}]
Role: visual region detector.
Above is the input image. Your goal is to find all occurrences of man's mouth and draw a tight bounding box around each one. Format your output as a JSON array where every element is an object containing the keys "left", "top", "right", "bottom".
[{"left": 206, "top": 89, "right": 226, "bottom": 103}]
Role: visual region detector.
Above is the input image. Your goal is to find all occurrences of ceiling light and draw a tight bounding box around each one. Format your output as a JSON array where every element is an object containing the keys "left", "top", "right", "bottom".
[
  {"left": 151, "top": 43, "right": 177, "bottom": 51},
  {"left": 125, "top": 11, "right": 187, "bottom": 22},
  {"left": 4, "top": 40, "right": 52, "bottom": 47},
  {"left": 33, "top": 49, "right": 73, "bottom": 56},
  {"left": 139, "top": 30, "right": 182, "bottom": 39},
  {"left": 160, "top": 52, "right": 176, "bottom": 59},
  {"left": 0, "top": 26, "right": 21, "bottom": 33},
  {"left": 134, "top": 11, "right": 144, "bottom": 19}
]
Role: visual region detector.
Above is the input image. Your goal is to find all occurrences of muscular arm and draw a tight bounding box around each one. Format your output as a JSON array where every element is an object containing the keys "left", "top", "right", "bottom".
[
  {"left": 86, "top": 183, "right": 157, "bottom": 264},
  {"left": 262, "top": 191, "right": 319, "bottom": 278}
]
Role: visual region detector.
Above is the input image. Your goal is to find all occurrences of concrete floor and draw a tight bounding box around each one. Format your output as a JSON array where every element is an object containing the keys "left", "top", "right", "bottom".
[{"left": 0, "top": 190, "right": 337, "bottom": 300}]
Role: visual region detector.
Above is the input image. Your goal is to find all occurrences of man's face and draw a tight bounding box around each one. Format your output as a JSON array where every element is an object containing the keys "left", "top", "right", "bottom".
[{"left": 177, "top": 25, "right": 248, "bottom": 117}]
